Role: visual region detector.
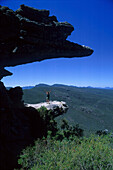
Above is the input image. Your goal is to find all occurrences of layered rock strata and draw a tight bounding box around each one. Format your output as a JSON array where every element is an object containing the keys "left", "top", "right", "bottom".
[{"left": 0, "top": 4, "right": 93, "bottom": 78}]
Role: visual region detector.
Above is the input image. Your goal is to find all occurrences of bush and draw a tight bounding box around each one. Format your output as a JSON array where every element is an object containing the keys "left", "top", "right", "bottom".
[
  {"left": 96, "top": 129, "right": 109, "bottom": 136},
  {"left": 37, "top": 106, "right": 58, "bottom": 137},
  {"left": 60, "top": 119, "right": 83, "bottom": 138},
  {"left": 37, "top": 107, "right": 84, "bottom": 140},
  {"left": 18, "top": 139, "right": 46, "bottom": 169},
  {"left": 18, "top": 135, "right": 113, "bottom": 169}
]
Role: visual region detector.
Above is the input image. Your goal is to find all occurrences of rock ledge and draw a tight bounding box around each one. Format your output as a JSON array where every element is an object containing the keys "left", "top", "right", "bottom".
[
  {"left": 26, "top": 101, "right": 68, "bottom": 117},
  {"left": 0, "top": 4, "right": 93, "bottom": 79}
]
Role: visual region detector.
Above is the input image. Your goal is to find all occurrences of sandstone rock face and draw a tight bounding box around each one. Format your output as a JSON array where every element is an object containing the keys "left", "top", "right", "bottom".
[
  {"left": 0, "top": 4, "right": 93, "bottom": 78},
  {"left": 26, "top": 101, "right": 68, "bottom": 117}
]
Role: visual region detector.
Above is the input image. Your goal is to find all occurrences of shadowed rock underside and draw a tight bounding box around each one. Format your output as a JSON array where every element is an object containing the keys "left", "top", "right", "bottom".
[{"left": 0, "top": 4, "right": 93, "bottom": 79}]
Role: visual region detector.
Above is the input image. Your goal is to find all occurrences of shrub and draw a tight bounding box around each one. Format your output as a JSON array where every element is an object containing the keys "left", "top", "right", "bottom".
[
  {"left": 60, "top": 119, "right": 84, "bottom": 138},
  {"left": 37, "top": 107, "right": 84, "bottom": 140},
  {"left": 96, "top": 129, "right": 109, "bottom": 136},
  {"left": 18, "top": 135, "right": 113, "bottom": 169},
  {"left": 18, "top": 139, "right": 47, "bottom": 169},
  {"left": 37, "top": 106, "right": 58, "bottom": 137}
]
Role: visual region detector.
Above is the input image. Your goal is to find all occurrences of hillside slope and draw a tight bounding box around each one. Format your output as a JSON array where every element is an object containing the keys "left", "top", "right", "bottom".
[{"left": 23, "top": 84, "right": 113, "bottom": 133}]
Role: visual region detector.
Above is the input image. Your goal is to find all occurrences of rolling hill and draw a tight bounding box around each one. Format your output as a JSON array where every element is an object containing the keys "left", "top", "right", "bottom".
[{"left": 23, "top": 84, "right": 113, "bottom": 134}]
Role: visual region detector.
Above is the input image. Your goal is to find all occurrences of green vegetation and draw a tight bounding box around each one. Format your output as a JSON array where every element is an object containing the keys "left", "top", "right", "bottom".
[
  {"left": 23, "top": 84, "right": 113, "bottom": 134},
  {"left": 19, "top": 85, "right": 113, "bottom": 169},
  {"left": 18, "top": 135, "right": 113, "bottom": 169},
  {"left": 18, "top": 106, "right": 113, "bottom": 169},
  {"left": 37, "top": 106, "right": 58, "bottom": 138},
  {"left": 37, "top": 106, "right": 84, "bottom": 140}
]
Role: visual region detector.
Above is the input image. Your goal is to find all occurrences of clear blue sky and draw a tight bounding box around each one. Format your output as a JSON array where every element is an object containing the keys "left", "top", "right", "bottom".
[{"left": 1, "top": 0, "right": 113, "bottom": 87}]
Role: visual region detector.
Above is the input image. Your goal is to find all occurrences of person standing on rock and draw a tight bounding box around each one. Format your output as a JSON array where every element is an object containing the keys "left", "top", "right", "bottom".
[{"left": 46, "top": 91, "right": 51, "bottom": 102}]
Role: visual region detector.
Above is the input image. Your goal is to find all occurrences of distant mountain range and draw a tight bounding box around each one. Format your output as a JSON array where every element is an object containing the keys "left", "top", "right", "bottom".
[
  {"left": 22, "top": 86, "right": 35, "bottom": 89},
  {"left": 6, "top": 84, "right": 113, "bottom": 90},
  {"left": 22, "top": 84, "right": 113, "bottom": 135},
  {"left": 21, "top": 84, "right": 113, "bottom": 90}
]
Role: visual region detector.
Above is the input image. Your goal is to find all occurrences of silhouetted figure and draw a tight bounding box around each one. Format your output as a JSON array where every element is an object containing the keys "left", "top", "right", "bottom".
[{"left": 46, "top": 91, "right": 51, "bottom": 102}]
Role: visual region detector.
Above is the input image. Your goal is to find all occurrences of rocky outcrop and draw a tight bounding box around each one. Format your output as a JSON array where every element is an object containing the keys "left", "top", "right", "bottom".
[
  {"left": 0, "top": 68, "right": 12, "bottom": 80},
  {"left": 0, "top": 4, "right": 93, "bottom": 78},
  {"left": 0, "top": 4, "right": 94, "bottom": 169},
  {"left": 26, "top": 101, "right": 68, "bottom": 118},
  {"left": 0, "top": 84, "right": 68, "bottom": 169}
]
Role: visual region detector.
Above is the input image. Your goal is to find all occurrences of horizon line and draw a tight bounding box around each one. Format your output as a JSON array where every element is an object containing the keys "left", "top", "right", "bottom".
[{"left": 6, "top": 83, "right": 113, "bottom": 89}]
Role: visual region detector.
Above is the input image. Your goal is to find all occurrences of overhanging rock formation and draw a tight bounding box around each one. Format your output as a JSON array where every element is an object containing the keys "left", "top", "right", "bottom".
[
  {"left": 0, "top": 4, "right": 93, "bottom": 78},
  {"left": 0, "top": 5, "right": 94, "bottom": 169}
]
